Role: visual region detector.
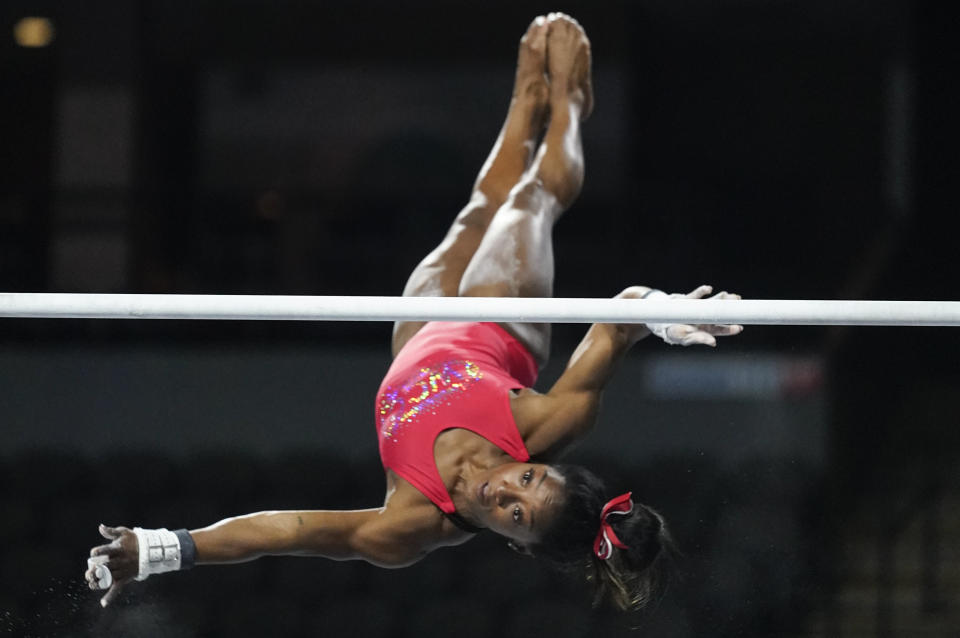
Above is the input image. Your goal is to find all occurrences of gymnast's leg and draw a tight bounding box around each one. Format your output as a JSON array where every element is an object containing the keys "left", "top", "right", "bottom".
[
  {"left": 458, "top": 13, "right": 593, "bottom": 367},
  {"left": 392, "top": 16, "right": 551, "bottom": 356}
]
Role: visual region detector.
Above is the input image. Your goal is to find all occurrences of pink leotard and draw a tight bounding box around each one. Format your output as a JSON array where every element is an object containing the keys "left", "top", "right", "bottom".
[{"left": 375, "top": 322, "right": 539, "bottom": 514}]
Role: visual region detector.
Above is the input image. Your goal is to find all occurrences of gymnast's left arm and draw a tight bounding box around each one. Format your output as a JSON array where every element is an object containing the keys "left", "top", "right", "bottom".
[
  {"left": 515, "top": 284, "right": 742, "bottom": 457},
  {"left": 548, "top": 284, "right": 742, "bottom": 397}
]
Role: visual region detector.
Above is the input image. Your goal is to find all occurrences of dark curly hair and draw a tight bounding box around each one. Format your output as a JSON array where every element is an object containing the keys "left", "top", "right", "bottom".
[{"left": 529, "top": 464, "right": 677, "bottom": 612}]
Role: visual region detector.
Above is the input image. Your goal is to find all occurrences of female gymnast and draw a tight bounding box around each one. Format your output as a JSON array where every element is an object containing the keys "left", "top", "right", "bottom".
[{"left": 86, "top": 13, "right": 741, "bottom": 612}]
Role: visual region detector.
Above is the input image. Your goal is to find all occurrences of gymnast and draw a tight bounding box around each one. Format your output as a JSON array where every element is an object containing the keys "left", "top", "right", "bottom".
[{"left": 86, "top": 13, "right": 742, "bottom": 611}]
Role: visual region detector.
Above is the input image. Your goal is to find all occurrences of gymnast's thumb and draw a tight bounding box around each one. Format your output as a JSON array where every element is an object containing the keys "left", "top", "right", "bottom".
[{"left": 99, "top": 523, "right": 120, "bottom": 540}]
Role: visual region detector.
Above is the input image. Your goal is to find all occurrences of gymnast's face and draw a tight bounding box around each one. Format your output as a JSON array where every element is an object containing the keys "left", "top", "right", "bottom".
[{"left": 469, "top": 462, "right": 565, "bottom": 548}]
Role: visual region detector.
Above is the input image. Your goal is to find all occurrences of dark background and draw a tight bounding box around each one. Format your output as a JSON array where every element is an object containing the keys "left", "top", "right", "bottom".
[{"left": 1, "top": 1, "right": 958, "bottom": 636}]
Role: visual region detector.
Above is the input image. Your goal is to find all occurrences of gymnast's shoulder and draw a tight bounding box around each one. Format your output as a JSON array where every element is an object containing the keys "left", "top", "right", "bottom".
[{"left": 358, "top": 479, "right": 473, "bottom": 567}]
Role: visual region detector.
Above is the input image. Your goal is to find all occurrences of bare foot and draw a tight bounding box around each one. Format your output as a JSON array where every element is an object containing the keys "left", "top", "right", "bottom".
[
  {"left": 545, "top": 13, "right": 593, "bottom": 120},
  {"left": 468, "top": 17, "right": 551, "bottom": 205},
  {"left": 513, "top": 16, "right": 550, "bottom": 129}
]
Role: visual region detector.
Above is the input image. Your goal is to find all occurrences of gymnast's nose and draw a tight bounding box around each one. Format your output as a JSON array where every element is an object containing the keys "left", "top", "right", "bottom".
[{"left": 495, "top": 483, "right": 519, "bottom": 507}]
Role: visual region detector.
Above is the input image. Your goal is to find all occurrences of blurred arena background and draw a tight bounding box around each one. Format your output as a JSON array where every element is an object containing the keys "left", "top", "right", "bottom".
[{"left": 1, "top": 1, "right": 958, "bottom": 636}]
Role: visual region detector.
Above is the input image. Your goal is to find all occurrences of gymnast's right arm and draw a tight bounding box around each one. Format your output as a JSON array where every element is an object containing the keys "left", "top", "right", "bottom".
[{"left": 86, "top": 508, "right": 425, "bottom": 606}]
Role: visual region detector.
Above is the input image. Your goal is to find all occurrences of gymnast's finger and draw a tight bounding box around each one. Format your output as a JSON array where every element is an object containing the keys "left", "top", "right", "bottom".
[
  {"left": 670, "top": 325, "right": 716, "bottom": 347},
  {"left": 90, "top": 539, "right": 122, "bottom": 557},
  {"left": 86, "top": 555, "right": 114, "bottom": 590},
  {"left": 685, "top": 285, "right": 713, "bottom": 299},
  {"left": 701, "top": 324, "right": 743, "bottom": 337},
  {"left": 682, "top": 330, "right": 716, "bottom": 347},
  {"left": 99, "top": 523, "right": 124, "bottom": 540},
  {"left": 85, "top": 566, "right": 98, "bottom": 589},
  {"left": 100, "top": 581, "right": 124, "bottom": 608},
  {"left": 710, "top": 290, "right": 741, "bottom": 300}
]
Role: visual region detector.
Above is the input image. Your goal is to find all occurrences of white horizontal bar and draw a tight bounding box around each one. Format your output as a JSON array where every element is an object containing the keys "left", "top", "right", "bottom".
[{"left": 1, "top": 293, "right": 959, "bottom": 326}]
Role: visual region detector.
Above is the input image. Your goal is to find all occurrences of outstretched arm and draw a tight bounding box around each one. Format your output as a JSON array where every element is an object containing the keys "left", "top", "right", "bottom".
[
  {"left": 516, "top": 285, "right": 742, "bottom": 458},
  {"left": 190, "top": 508, "right": 419, "bottom": 565},
  {"left": 549, "top": 287, "right": 652, "bottom": 395},
  {"left": 86, "top": 507, "right": 425, "bottom": 606}
]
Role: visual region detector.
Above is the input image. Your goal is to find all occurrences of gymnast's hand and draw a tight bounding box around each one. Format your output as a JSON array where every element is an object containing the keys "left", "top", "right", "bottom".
[
  {"left": 649, "top": 284, "right": 743, "bottom": 347},
  {"left": 85, "top": 524, "right": 138, "bottom": 607}
]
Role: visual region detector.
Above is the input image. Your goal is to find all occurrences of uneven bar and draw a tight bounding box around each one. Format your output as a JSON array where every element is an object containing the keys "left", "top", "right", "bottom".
[{"left": 1, "top": 293, "right": 959, "bottom": 326}]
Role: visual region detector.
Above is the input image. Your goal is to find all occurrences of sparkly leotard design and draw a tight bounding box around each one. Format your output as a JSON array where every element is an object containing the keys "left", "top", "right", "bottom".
[
  {"left": 378, "top": 360, "right": 483, "bottom": 441},
  {"left": 376, "top": 322, "right": 538, "bottom": 514}
]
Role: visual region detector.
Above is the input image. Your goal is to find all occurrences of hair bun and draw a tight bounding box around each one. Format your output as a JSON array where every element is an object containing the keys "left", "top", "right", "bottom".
[{"left": 646, "top": 505, "right": 664, "bottom": 533}]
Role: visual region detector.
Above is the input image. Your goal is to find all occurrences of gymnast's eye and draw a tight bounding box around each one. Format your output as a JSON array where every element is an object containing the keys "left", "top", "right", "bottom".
[
  {"left": 522, "top": 469, "right": 533, "bottom": 485},
  {"left": 513, "top": 506, "right": 522, "bottom": 523}
]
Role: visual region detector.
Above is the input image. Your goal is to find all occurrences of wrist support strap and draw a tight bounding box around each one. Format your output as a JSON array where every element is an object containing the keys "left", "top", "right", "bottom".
[
  {"left": 133, "top": 527, "right": 196, "bottom": 580},
  {"left": 174, "top": 529, "right": 196, "bottom": 570}
]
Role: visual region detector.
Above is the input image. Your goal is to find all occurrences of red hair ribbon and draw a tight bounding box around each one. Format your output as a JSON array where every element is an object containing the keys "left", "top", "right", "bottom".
[{"left": 593, "top": 492, "right": 633, "bottom": 560}]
